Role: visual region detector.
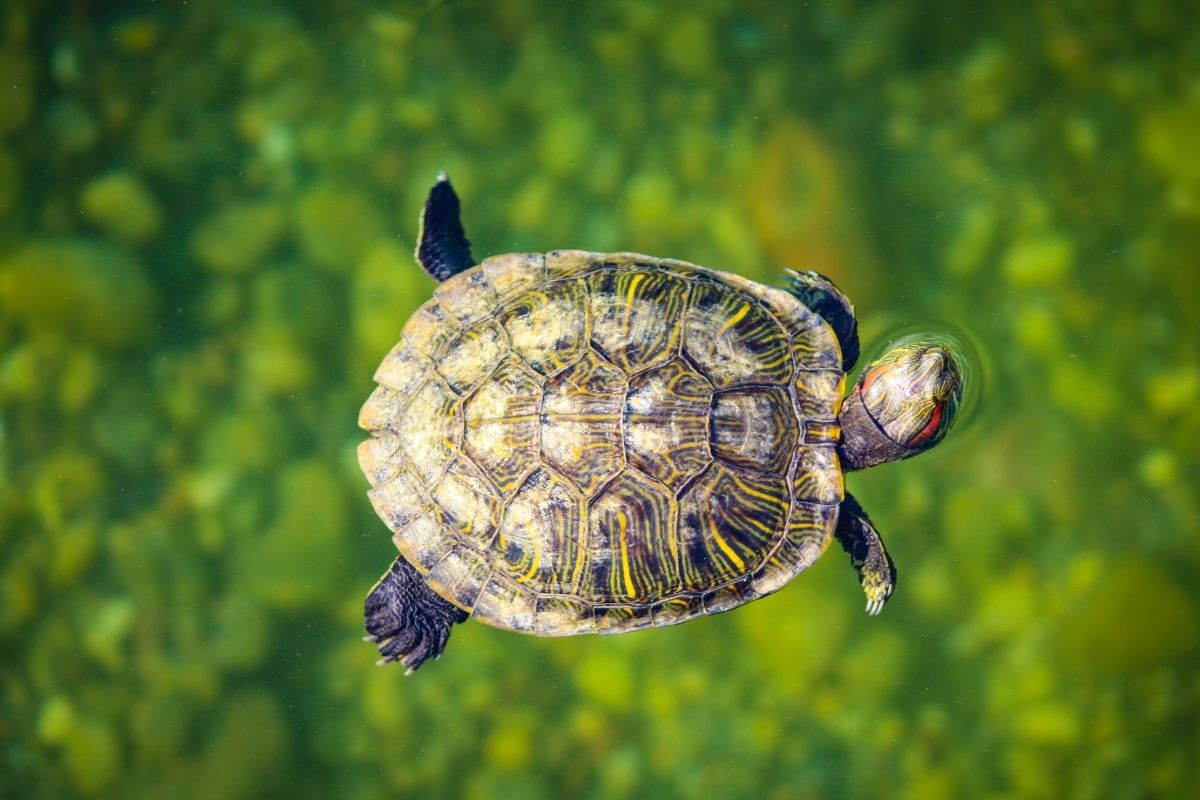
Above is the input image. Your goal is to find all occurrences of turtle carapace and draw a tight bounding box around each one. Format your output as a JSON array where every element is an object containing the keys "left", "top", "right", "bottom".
[{"left": 357, "top": 175, "right": 964, "bottom": 672}]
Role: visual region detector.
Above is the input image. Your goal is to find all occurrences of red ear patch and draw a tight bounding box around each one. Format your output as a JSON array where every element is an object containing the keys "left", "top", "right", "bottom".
[
  {"left": 859, "top": 364, "right": 887, "bottom": 396},
  {"left": 907, "top": 403, "right": 943, "bottom": 448}
]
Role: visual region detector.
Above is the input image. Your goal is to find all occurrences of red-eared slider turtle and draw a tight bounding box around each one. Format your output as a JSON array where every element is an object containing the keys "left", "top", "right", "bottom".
[{"left": 359, "top": 175, "right": 964, "bottom": 672}]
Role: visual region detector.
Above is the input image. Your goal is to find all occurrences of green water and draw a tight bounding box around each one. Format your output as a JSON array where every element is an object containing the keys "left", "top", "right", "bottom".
[{"left": 2, "top": 2, "right": 1198, "bottom": 797}]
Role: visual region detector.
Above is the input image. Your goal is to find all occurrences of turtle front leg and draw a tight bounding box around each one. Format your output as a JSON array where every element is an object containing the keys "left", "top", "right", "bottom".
[
  {"left": 364, "top": 556, "right": 468, "bottom": 673},
  {"left": 834, "top": 494, "right": 896, "bottom": 616}
]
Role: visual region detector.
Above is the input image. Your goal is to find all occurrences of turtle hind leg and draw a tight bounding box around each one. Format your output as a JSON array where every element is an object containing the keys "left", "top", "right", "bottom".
[
  {"left": 415, "top": 172, "right": 475, "bottom": 282},
  {"left": 784, "top": 269, "right": 860, "bottom": 370},
  {"left": 364, "top": 556, "right": 468, "bottom": 673},
  {"left": 834, "top": 493, "right": 896, "bottom": 615}
]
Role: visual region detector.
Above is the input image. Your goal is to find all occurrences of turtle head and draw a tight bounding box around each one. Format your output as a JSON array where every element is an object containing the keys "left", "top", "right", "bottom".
[
  {"left": 858, "top": 343, "right": 963, "bottom": 451},
  {"left": 838, "top": 342, "right": 964, "bottom": 469}
]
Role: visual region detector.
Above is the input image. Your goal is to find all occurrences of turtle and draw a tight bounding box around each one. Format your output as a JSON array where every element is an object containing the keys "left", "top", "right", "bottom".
[{"left": 358, "top": 174, "right": 964, "bottom": 672}]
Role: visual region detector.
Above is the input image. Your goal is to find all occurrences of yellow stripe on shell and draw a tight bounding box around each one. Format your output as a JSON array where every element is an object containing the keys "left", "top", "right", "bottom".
[
  {"left": 709, "top": 524, "right": 746, "bottom": 572},
  {"left": 617, "top": 510, "right": 635, "bottom": 598},
  {"left": 519, "top": 543, "right": 541, "bottom": 583},
  {"left": 570, "top": 514, "right": 586, "bottom": 590},
  {"left": 713, "top": 302, "right": 751, "bottom": 344},
  {"left": 729, "top": 474, "right": 788, "bottom": 506},
  {"left": 623, "top": 272, "right": 645, "bottom": 329},
  {"left": 675, "top": 462, "right": 789, "bottom": 592}
]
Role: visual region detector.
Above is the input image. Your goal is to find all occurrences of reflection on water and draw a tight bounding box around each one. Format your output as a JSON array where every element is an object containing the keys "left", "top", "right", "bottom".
[{"left": 1, "top": 1, "right": 1197, "bottom": 797}]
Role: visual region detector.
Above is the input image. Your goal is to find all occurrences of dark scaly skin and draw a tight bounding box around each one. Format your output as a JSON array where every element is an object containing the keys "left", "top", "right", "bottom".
[
  {"left": 832, "top": 493, "right": 895, "bottom": 615},
  {"left": 415, "top": 173, "right": 474, "bottom": 282},
  {"left": 837, "top": 389, "right": 920, "bottom": 470},
  {"left": 365, "top": 557, "right": 467, "bottom": 672}
]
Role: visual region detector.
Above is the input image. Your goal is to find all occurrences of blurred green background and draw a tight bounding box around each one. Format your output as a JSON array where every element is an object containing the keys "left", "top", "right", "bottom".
[{"left": 1, "top": 1, "right": 1198, "bottom": 797}]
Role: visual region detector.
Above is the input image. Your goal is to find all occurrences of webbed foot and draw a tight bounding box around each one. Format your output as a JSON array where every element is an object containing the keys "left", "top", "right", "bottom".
[
  {"left": 364, "top": 556, "right": 468, "bottom": 673},
  {"left": 416, "top": 173, "right": 474, "bottom": 282},
  {"left": 834, "top": 493, "right": 897, "bottom": 616}
]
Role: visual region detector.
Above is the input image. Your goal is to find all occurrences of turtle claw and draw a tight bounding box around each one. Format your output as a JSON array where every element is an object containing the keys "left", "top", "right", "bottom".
[
  {"left": 863, "top": 580, "right": 894, "bottom": 616},
  {"left": 865, "top": 594, "right": 886, "bottom": 616},
  {"left": 834, "top": 494, "right": 897, "bottom": 618}
]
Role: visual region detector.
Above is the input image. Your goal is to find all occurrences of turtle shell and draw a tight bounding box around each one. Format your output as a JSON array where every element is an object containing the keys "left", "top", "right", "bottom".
[{"left": 358, "top": 250, "right": 846, "bottom": 635}]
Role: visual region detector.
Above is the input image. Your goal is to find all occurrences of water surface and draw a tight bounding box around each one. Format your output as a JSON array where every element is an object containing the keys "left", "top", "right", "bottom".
[{"left": 1, "top": 2, "right": 1197, "bottom": 797}]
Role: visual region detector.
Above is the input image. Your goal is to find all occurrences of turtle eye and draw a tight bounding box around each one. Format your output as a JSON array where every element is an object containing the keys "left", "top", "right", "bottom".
[{"left": 905, "top": 401, "right": 944, "bottom": 449}]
